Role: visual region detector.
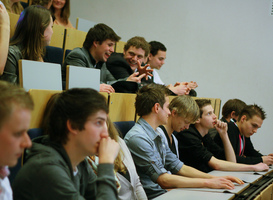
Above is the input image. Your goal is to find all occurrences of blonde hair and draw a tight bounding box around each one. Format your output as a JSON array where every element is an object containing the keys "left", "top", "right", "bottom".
[
  {"left": 169, "top": 96, "right": 200, "bottom": 123},
  {"left": 107, "top": 118, "right": 126, "bottom": 173},
  {"left": 2, "top": 0, "right": 23, "bottom": 14}
]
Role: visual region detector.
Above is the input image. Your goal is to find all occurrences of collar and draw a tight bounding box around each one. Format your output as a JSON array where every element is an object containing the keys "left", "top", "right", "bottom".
[
  {"left": 84, "top": 47, "right": 104, "bottom": 69},
  {"left": 0, "top": 166, "right": 10, "bottom": 180},
  {"left": 137, "top": 118, "right": 160, "bottom": 141}
]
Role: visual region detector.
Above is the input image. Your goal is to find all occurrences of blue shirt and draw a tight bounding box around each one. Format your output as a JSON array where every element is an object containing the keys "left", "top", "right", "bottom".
[{"left": 124, "top": 118, "right": 183, "bottom": 199}]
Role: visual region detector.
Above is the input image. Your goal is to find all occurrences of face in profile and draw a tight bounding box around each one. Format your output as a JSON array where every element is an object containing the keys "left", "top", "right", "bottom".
[
  {"left": 0, "top": 106, "right": 32, "bottom": 167},
  {"left": 94, "top": 39, "right": 115, "bottom": 63},
  {"left": 148, "top": 50, "right": 166, "bottom": 70},
  {"left": 44, "top": 16, "right": 54, "bottom": 46},
  {"left": 123, "top": 46, "right": 146, "bottom": 71},
  {"left": 240, "top": 115, "right": 263, "bottom": 138},
  {"left": 157, "top": 96, "right": 171, "bottom": 125}
]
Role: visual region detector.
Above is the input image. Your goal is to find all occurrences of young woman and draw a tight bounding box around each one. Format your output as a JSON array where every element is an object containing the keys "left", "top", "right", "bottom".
[
  {"left": 50, "top": 0, "right": 74, "bottom": 28},
  {"left": 88, "top": 118, "right": 147, "bottom": 200},
  {"left": 1, "top": 0, "right": 23, "bottom": 14},
  {"left": 0, "top": 5, "right": 53, "bottom": 83},
  {"left": 32, "top": 0, "right": 53, "bottom": 9}
]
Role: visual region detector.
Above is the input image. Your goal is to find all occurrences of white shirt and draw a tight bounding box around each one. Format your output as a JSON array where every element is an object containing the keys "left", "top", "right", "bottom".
[{"left": 0, "top": 177, "right": 13, "bottom": 200}]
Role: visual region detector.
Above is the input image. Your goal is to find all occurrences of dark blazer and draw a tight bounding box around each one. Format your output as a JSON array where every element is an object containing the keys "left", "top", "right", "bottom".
[{"left": 214, "top": 121, "right": 263, "bottom": 164}]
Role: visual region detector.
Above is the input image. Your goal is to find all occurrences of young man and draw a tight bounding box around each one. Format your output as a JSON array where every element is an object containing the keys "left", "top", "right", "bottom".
[
  {"left": 157, "top": 95, "right": 200, "bottom": 158},
  {"left": 63, "top": 24, "right": 145, "bottom": 93},
  {"left": 208, "top": 98, "right": 246, "bottom": 139},
  {"left": 221, "top": 99, "right": 247, "bottom": 123},
  {"left": 147, "top": 41, "right": 198, "bottom": 96},
  {"left": 176, "top": 99, "right": 269, "bottom": 173},
  {"left": 214, "top": 104, "right": 273, "bottom": 165},
  {"left": 124, "top": 84, "right": 244, "bottom": 199},
  {"left": 106, "top": 36, "right": 153, "bottom": 84},
  {"left": 0, "top": 81, "right": 33, "bottom": 200},
  {"left": 12, "top": 88, "right": 120, "bottom": 199}
]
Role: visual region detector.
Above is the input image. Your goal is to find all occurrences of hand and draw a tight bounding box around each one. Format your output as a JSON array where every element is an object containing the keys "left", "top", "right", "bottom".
[
  {"left": 262, "top": 155, "right": 273, "bottom": 165},
  {"left": 168, "top": 83, "right": 190, "bottom": 95},
  {"left": 99, "top": 83, "right": 115, "bottom": 93},
  {"left": 214, "top": 120, "right": 228, "bottom": 137},
  {"left": 187, "top": 81, "right": 198, "bottom": 89},
  {"left": 98, "top": 137, "right": 120, "bottom": 164},
  {"left": 253, "top": 162, "right": 269, "bottom": 172},
  {"left": 137, "top": 60, "right": 153, "bottom": 80},
  {"left": 126, "top": 72, "right": 146, "bottom": 83},
  {"left": 221, "top": 176, "right": 244, "bottom": 185},
  {"left": 205, "top": 177, "right": 235, "bottom": 190}
]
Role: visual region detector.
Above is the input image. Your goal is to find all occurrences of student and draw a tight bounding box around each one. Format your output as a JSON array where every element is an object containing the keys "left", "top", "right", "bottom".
[
  {"left": 214, "top": 104, "right": 273, "bottom": 165},
  {"left": 208, "top": 98, "right": 246, "bottom": 139},
  {"left": 12, "top": 88, "right": 120, "bottom": 199},
  {"left": 221, "top": 99, "right": 247, "bottom": 123},
  {"left": 32, "top": 0, "right": 53, "bottom": 9},
  {"left": 157, "top": 95, "right": 199, "bottom": 157},
  {"left": 175, "top": 99, "right": 269, "bottom": 173},
  {"left": 63, "top": 24, "right": 146, "bottom": 93},
  {"left": 147, "top": 41, "right": 198, "bottom": 96},
  {"left": 0, "top": 5, "right": 53, "bottom": 84},
  {"left": 0, "top": 81, "right": 33, "bottom": 200},
  {"left": 1, "top": 0, "right": 23, "bottom": 14},
  {"left": 0, "top": 2, "right": 9, "bottom": 74},
  {"left": 50, "top": 0, "right": 74, "bottom": 28},
  {"left": 124, "top": 84, "right": 244, "bottom": 199},
  {"left": 106, "top": 36, "right": 153, "bottom": 83},
  {"left": 88, "top": 118, "right": 147, "bottom": 200}
]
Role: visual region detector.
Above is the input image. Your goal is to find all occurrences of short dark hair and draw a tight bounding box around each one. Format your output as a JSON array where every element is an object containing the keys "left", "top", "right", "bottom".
[
  {"left": 195, "top": 99, "right": 211, "bottom": 118},
  {"left": 83, "top": 23, "right": 121, "bottom": 50},
  {"left": 135, "top": 83, "right": 170, "bottom": 117},
  {"left": 238, "top": 104, "right": 266, "bottom": 121},
  {"left": 222, "top": 99, "right": 246, "bottom": 118},
  {"left": 149, "top": 41, "right": 167, "bottom": 56},
  {"left": 124, "top": 36, "right": 150, "bottom": 57},
  {"left": 48, "top": 88, "right": 108, "bottom": 144}
]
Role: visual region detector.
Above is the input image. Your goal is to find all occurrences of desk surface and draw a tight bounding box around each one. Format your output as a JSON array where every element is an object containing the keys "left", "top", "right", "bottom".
[
  {"left": 154, "top": 189, "right": 234, "bottom": 200},
  {"left": 154, "top": 169, "right": 273, "bottom": 200}
]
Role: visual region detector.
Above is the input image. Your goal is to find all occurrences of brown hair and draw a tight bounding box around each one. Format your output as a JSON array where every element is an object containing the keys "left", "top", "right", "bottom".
[
  {"left": 10, "top": 5, "right": 52, "bottom": 61},
  {"left": 50, "top": 0, "right": 70, "bottom": 24},
  {"left": 195, "top": 99, "right": 211, "bottom": 118},
  {"left": 135, "top": 83, "right": 170, "bottom": 117},
  {"left": 124, "top": 36, "right": 150, "bottom": 57},
  {"left": 222, "top": 98, "right": 246, "bottom": 119},
  {"left": 238, "top": 104, "right": 266, "bottom": 121}
]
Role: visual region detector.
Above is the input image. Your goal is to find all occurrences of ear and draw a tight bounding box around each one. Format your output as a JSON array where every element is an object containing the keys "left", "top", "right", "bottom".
[
  {"left": 66, "top": 120, "right": 78, "bottom": 136},
  {"left": 93, "top": 41, "right": 99, "bottom": 48},
  {"left": 153, "top": 103, "right": 160, "bottom": 114},
  {"left": 148, "top": 53, "right": 153, "bottom": 60},
  {"left": 230, "top": 111, "right": 236, "bottom": 118},
  {"left": 240, "top": 115, "right": 247, "bottom": 123},
  {"left": 171, "top": 109, "right": 177, "bottom": 117},
  {"left": 195, "top": 118, "right": 201, "bottom": 124}
]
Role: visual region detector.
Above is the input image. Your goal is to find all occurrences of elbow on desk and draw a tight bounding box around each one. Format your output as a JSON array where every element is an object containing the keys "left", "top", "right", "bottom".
[{"left": 157, "top": 174, "right": 173, "bottom": 189}]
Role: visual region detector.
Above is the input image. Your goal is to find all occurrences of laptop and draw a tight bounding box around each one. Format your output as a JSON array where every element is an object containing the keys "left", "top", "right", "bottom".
[{"left": 66, "top": 65, "right": 100, "bottom": 91}]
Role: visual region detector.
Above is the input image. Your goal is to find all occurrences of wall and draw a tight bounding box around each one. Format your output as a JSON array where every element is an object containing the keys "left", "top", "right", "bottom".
[{"left": 70, "top": 0, "right": 273, "bottom": 154}]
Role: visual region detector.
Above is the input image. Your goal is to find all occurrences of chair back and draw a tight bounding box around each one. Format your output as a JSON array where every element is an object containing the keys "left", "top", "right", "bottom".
[{"left": 114, "top": 121, "right": 135, "bottom": 138}]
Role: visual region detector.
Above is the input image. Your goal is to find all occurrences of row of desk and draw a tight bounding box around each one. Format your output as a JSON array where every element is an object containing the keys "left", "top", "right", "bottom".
[{"left": 155, "top": 166, "right": 273, "bottom": 200}]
